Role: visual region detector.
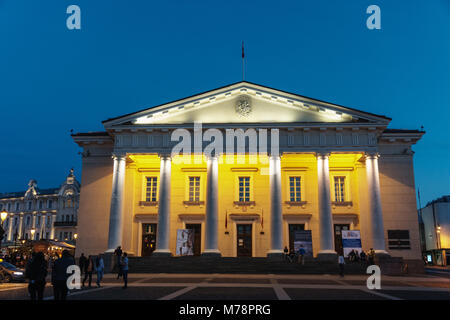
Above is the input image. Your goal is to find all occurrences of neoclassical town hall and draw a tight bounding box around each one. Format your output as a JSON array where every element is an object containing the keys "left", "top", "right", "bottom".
[{"left": 72, "top": 82, "right": 424, "bottom": 267}]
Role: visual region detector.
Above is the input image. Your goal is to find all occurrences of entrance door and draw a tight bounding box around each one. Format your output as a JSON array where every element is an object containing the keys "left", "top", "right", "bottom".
[
  {"left": 288, "top": 224, "right": 305, "bottom": 251},
  {"left": 142, "top": 223, "right": 157, "bottom": 256},
  {"left": 185, "top": 223, "right": 202, "bottom": 256},
  {"left": 237, "top": 224, "right": 252, "bottom": 257},
  {"left": 334, "top": 224, "right": 350, "bottom": 255}
]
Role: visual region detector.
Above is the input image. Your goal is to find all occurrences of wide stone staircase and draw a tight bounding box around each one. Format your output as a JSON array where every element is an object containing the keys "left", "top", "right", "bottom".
[{"left": 127, "top": 256, "right": 367, "bottom": 274}]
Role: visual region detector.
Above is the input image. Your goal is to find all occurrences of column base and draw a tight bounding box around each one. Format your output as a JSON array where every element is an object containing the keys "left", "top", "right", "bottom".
[
  {"left": 267, "top": 250, "right": 284, "bottom": 260},
  {"left": 152, "top": 250, "right": 172, "bottom": 257},
  {"left": 201, "top": 249, "right": 222, "bottom": 257},
  {"left": 317, "top": 250, "right": 338, "bottom": 262}
]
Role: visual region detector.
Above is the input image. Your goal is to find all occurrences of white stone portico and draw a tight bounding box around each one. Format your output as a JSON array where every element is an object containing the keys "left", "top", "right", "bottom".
[{"left": 72, "top": 81, "right": 424, "bottom": 267}]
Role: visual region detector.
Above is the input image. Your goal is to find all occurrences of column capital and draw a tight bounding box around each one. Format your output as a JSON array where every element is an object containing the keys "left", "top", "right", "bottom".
[
  {"left": 268, "top": 151, "right": 283, "bottom": 159},
  {"left": 205, "top": 153, "right": 219, "bottom": 161},
  {"left": 112, "top": 152, "right": 127, "bottom": 161},
  {"left": 315, "top": 151, "right": 330, "bottom": 159},
  {"left": 158, "top": 153, "right": 172, "bottom": 160},
  {"left": 364, "top": 152, "right": 380, "bottom": 160}
]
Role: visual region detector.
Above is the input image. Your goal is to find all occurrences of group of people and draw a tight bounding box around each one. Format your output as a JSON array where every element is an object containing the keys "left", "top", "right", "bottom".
[
  {"left": 24, "top": 249, "right": 76, "bottom": 300},
  {"left": 114, "top": 246, "right": 129, "bottom": 289},
  {"left": 338, "top": 248, "right": 377, "bottom": 277},
  {"left": 283, "top": 245, "right": 307, "bottom": 264},
  {"left": 346, "top": 248, "right": 376, "bottom": 266},
  {"left": 78, "top": 253, "right": 104, "bottom": 288}
]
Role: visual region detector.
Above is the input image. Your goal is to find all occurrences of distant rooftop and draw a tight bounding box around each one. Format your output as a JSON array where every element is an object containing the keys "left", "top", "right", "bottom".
[
  {"left": 0, "top": 188, "right": 60, "bottom": 200},
  {"left": 425, "top": 195, "right": 450, "bottom": 207}
]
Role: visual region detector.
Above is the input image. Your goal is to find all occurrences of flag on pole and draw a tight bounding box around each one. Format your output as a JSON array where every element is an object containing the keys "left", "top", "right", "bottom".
[
  {"left": 225, "top": 212, "right": 228, "bottom": 229},
  {"left": 261, "top": 213, "right": 263, "bottom": 230},
  {"left": 242, "top": 41, "right": 245, "bottom": 58}
]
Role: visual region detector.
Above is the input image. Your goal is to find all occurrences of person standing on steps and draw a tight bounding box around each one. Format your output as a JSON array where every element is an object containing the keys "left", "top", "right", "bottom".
[
  {"left": 338, "top": 254, "right": 345, "bottom": 277},
  {"left": 121, "top": 252, "right": 129, "bottom": 289}
]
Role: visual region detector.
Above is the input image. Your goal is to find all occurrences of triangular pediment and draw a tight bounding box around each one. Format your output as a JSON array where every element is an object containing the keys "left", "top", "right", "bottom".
[{"left": 103, "top": 82, "right": 390, "bottom": 128}]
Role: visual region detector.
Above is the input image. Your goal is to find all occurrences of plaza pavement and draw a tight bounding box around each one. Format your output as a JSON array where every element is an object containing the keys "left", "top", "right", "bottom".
[{"left": 1, "top": 273, "right": 450, "bottom": 300}]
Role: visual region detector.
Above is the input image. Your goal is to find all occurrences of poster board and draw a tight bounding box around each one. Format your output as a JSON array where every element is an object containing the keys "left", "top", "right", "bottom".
[
  {"left": 176, "top": 229, "right": 194, "bottom": 256},
  {"left": 293, "top": 230, "right": 313, "bottom": 256},
  {"left": 342, "top": 230, "right": 362, "bottom": 257}
]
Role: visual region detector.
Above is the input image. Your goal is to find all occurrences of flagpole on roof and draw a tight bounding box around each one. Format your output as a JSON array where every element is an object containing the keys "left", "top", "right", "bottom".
[{"left": 242, "top": 41, "right": 245, "bottom": 81}]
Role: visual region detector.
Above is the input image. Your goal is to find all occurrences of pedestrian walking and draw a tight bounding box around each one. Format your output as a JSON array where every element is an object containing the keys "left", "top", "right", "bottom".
[
  {"left": 51, "top": 250, "right": 75, "bottom": 300},
  {"left": 79, "top": 253, "right": 87, "bottom": 277},
  {"left": 96, "top": 254, "right": 104, "bottom": 287},
  {"left": 25, "top": 251, "right": 48, "bottom": 300},
  {"left": 114, "top": 246, "right": 123, "bottom": 279},
  {"left": 82, "top": 255, "right": 94, "bottom": 288},
  {"left": 121, "top": 252, "right": 129, "bottom": 289},
  {"left": 338, "top": 254, "right": 345, "bottom": 277}
]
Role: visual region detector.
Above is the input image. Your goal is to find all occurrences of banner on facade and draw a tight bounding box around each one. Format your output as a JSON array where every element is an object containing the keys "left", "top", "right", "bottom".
[
  {"left": 293, "top": 230, "right": 313, "bottom": 256},
  {"left": 176, "top": 229, "right": 194, "bottom": 256},
  {"left": 342, "top": 230, "right": 362, "bottom": 257}
]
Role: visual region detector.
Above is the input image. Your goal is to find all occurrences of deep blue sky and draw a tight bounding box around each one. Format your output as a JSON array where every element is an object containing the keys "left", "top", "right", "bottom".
[{"left": 0, "top": 0, "right": 449, "bottom": 206}]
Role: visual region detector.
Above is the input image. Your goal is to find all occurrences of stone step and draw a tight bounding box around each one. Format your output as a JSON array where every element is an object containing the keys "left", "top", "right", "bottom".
[{"left": 125, "top": 256, "right": 367, "bottom": 274}]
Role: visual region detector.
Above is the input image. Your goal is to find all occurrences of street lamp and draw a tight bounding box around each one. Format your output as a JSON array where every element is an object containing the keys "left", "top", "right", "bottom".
[
  {"left": 0, "top": 210, "right": 7, "bottom": 224},
  {"left": 74, "top": 233, "right": 78, "bottom": 240},
  {"left": 0, "top": 210, "right": 8, "bottom": 254},
  {"left": 30, "top": 228, "right": 36, "bottom": 241}
]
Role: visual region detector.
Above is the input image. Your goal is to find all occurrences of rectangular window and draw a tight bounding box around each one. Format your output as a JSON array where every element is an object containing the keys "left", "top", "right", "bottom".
[
  {"left": 7, "top": 203, "right": 11, "bottom": 211},
  {"left": 334, "top": 176, "right": 346, "bottom": 202},
  {"left": 188, "top": 177, "right": 200, "bottom": 202},
  {"left": 27, "top": 202, "right": 32, "bottom": 210},
  {"left": 238, "top": 177, "right": 251, "bottom": 202},
  {"left": 388, "top": 230, "right": 411, "bottom": 250},
  {"left": 15, "top": 203, "right": 20, "bottom": 211},
  {"left": 39, "top": 201, "right": 43, "bottom": 209},
  {"left": 145, "top": 177, "right": 158, "bottom": 202},
  {"left": 48, "top": 200, "right": 53, "bottom": 209},
  {"left": 289, "top": 177, "right": 302, "bottom": 202}
]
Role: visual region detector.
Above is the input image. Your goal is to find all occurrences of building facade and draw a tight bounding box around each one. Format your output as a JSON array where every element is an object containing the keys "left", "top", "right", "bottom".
[
  {"left": 0, "top": 169, "right": 80, "bottom": 243},
  {"left": 419, "top": 196, "right": 450, "bottom": 266},
  {"left": 72, "top": 82, "right": 424, "bottom": 267}
]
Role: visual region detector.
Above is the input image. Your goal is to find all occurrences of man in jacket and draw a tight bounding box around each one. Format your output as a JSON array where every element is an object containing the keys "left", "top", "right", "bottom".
[{"left": 51, "top": 250, "right": 75, "bottom": 300}]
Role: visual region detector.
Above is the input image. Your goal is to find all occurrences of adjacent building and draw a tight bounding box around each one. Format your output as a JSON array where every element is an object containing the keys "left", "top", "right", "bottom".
[
  {"left": 419, "top": 195, "right": 450, "bottom": 266},
  {"left": 0, "top": 169, "right": 80, "bottom": 244},
  {"left": 72, "top": 81, "right": 424, "bottom": 269}
]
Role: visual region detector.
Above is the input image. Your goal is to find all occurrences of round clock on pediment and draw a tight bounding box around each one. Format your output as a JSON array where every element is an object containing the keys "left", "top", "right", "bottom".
[{"left": 236, "top": 96, "right": 252, "bottom": 118}]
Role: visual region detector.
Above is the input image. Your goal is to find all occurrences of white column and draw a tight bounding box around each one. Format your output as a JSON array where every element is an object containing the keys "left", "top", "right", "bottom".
[
  {"left": 18, "top": 214, "right": 23, "bottom": 239},
  {"left": 106, "top": 153, "right": 127, "bottom": 252},
  {"left": 50, "top": 214, "right": 56, "bottom": 239},
  {"left": 154, "top": 155, "right": 172, "bottom": 256},
  {"left": 31, "top": 214, "right": 36, "bottom": 240},
  {"left": 41, "top": 215, "right": 46, "bottom": 239},
  {"left": 7, "top": 214, "right": 13, "bottom": 241},
  {"left": 267, "top": 155, "right": 283, "bottom": 258},
  {"left": 203, "top": 155, "right": 221, "bottom": 256},
  {"left": 365, "top": 153, "right": 389, "bottom": 255},
  {"left": 316, "top": 153, "right": 337, "bottom": 258}
]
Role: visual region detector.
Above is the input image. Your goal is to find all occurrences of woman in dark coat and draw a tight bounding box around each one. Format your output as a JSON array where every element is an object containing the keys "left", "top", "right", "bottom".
[{"left": 25, "top": 252, "right": 48, "bottom": 300}]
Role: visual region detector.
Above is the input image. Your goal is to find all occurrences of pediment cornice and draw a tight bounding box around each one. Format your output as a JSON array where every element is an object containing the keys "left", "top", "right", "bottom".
[{"left": 102, "top": 82, "right": 391, "bottom": 128}]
